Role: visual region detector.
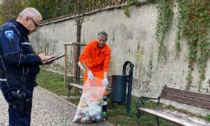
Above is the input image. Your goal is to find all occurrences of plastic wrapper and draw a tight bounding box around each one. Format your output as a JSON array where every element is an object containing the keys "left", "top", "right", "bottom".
[{"left": 72, "top": 77, "right": 105, "bottom": 123}]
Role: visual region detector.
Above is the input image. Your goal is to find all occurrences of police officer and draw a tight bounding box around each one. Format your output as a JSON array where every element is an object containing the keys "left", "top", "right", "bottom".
[{"left": 0, "top": 8, "right": 55, "bottom": 126}]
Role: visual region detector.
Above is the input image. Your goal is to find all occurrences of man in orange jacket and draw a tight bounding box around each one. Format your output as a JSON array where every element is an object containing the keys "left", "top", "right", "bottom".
[{"left": 79, "top": 31, "right": 111, "bottom": 119}]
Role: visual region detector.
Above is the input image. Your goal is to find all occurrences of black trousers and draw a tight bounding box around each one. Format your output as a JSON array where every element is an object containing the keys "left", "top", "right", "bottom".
[{"left": 0, "top": 81, "right": 34, "bottom": 126}]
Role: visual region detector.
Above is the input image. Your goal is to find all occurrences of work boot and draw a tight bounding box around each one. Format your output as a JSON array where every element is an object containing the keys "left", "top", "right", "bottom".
[
  {"left": 102, "top": 95, "right": 108, "bottom": 120},
  {"left": 102, "top": 111, "right": 108, "bottom": 120}
]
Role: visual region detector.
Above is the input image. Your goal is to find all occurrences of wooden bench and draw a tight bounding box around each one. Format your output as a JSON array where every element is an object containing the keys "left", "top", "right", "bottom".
[
  {"left": 67, "top": 83, "right": 82, "bottom": 97},
  {"left": 67, "top": 76, "right": 112, "bottom": 97},
  {"left": 136, "top": 86, "right": 210, "bottom": 126}
]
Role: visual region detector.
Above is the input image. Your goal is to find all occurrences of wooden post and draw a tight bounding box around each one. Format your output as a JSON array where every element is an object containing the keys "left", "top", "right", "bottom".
[
  {"left": 64, "top": 44, "right": 67, "bottom": 87},
  {"left": 63, "top": 42, "right": 86, "bottom": 88},
  {"left": 73, "top": 42, "right": 77, "bottom": 83}
]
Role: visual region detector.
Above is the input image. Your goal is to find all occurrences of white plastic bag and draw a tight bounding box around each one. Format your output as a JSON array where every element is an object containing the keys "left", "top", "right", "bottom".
[{"left": 72, "top": 77, "right": 105, "bottom": 123}]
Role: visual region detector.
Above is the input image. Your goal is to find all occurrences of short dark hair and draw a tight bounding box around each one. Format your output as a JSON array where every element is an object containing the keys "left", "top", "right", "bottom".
[{"left": 98, "top": 31, "right": 108, "bottom": 39}]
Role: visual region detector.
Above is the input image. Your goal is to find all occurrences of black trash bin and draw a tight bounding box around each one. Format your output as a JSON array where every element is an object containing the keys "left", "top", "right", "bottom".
[{"left": 110, "top": 75, "right": 127, "bottom": 103}]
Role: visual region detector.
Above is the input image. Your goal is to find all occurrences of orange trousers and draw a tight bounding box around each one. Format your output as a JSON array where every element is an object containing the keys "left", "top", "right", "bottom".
[{"left": 83, "top": 70, "right": 107, "bottom": 95}]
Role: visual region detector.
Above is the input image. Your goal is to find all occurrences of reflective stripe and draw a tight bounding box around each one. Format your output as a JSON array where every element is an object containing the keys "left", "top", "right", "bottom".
[
  {"left": 0, "top": 78, "right": 6, "bottom": 81},
  {"left": 21, "top": 42, "right": 31, "bottom": 45}
]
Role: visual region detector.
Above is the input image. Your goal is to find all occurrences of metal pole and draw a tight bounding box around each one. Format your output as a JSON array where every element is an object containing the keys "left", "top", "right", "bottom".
[
  {"left": 123, "top": 61, "right": 134, "bottom": 117},
  {"left": 126, "top": 71, "right": 133, "bottom": 117}
]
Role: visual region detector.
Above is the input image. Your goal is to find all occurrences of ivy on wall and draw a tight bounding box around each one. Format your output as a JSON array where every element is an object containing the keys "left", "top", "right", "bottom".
[
  {"left": 124, "top": 0, "right": 141, "bottom": 17},
  {"left": 183, "top": 0, "right": 210, "bottom": 91},
  {"left": 127, "top": 0, "right": 210, "bottom": 91},
  {"left": 124, "top": 0, "right": 158, "bottom": 17},
  {"left": 156, "top": 0, "right": 210, "bottom": 91},
  {"left": 175, "top": 0, "right": 190, "bottom": 58},
  {"left": 156, "top": 0, "right": 173, "bottom": 63}
]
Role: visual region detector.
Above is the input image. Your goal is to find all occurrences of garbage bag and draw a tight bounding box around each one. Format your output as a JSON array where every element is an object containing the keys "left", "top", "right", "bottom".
[{"left": 72, "top": 77, "right": 106, "bottom": 123}]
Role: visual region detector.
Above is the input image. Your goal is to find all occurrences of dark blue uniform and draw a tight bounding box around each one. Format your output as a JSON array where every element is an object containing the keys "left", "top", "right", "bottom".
[{"left": 0, "top": 19, "right": 43, "bottom": 126}]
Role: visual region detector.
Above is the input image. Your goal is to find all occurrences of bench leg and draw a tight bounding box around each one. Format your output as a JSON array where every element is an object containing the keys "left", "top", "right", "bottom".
[
  {"left": 136, "top": 111, "right": 144, "bottom": 126},
  {"left": 67, "top": 85, "right": 72, "bottom": 97},
  {"left": 156, "top": 117, "right": 160, "bottom": 126}
]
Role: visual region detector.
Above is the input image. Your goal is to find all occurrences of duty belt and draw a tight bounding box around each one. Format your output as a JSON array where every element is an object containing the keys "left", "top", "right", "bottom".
[{"left": 0, "top": 69, "right": 36, "bottom": 82}]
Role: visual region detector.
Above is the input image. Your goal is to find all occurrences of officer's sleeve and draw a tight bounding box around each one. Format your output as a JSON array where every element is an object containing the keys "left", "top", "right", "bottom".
[
  {"left": 0, "top": 28, "right": 42, "bottom": 66},
  {"left": 18, "top": 53, "right": 42, "bottom": 66}
]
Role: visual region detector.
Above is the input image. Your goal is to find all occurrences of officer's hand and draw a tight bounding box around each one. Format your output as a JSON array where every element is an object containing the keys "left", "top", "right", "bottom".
[
  {"left": 38, "top": 53, "right": 46, "bottom": 61},
  {"left": 102, "top": 78, "right": 108, "bottom": 87},
  {"left": 87, "top": 70, "right": 94, "bottom": 80},
  {"left": 39, "top": 54, "right": 55, "bottom": 64},
  {"left": 45, "top": 55, "right": 56, "bottom": 62}
]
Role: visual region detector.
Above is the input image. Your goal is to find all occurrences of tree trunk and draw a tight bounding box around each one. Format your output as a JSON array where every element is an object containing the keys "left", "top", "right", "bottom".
[{"left": 75, "top": 22, "right": 82, "bottom": 83}]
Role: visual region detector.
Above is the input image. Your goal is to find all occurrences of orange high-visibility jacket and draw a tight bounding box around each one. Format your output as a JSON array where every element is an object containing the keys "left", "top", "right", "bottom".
[{"left": 79, "top": 39, "right": 111, "bottom": 72}]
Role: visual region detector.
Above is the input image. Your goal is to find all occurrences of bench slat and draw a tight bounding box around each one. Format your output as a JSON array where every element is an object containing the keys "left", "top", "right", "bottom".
[
  {"left": 139, "top": 107, "right": 210, "bottom": 126},
  {"left": 161, "top": 92, "right": 210, "bottom": 110},
  {"left": 69, "top": 83, "right": 83, "bottom": 89},
  {"left": 161, "top": 87, "right": 210, "bottom": 102}
]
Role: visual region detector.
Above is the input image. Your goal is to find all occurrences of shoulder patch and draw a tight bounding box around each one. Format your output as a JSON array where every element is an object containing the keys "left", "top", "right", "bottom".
[{"left": 5, "top": 30, "right": 14, "bottom": 39}]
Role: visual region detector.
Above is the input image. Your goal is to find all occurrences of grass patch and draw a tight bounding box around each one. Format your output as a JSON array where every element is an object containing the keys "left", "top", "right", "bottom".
[
  {"left": 37, "top": 69, "right": 209, "bottom": 126},
  {"left": 205, "top": 115, "right": 210, "bottom": 121},
  {"left": 37, "top": 69, "right": 67, "bottom": 96}
]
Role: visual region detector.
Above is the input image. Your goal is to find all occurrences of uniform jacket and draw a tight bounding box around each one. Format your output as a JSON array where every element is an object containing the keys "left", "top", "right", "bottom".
[
  {"left": 0, "top": 19, "right": 42, "bottom": 86},
  {"left": 79, "top": 39, "right": 111, "bottom": 72}
]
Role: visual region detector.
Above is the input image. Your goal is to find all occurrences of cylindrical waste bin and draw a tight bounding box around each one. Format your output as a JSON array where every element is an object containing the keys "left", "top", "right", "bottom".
[{"left": 110, "top": 75, "right": 127, "bottom": 103}]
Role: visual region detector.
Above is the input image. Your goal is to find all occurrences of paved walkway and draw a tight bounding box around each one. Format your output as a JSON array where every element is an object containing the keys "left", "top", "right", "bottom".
[{"left": 0, "top": 86, "right": 114, "bottom": 126}]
